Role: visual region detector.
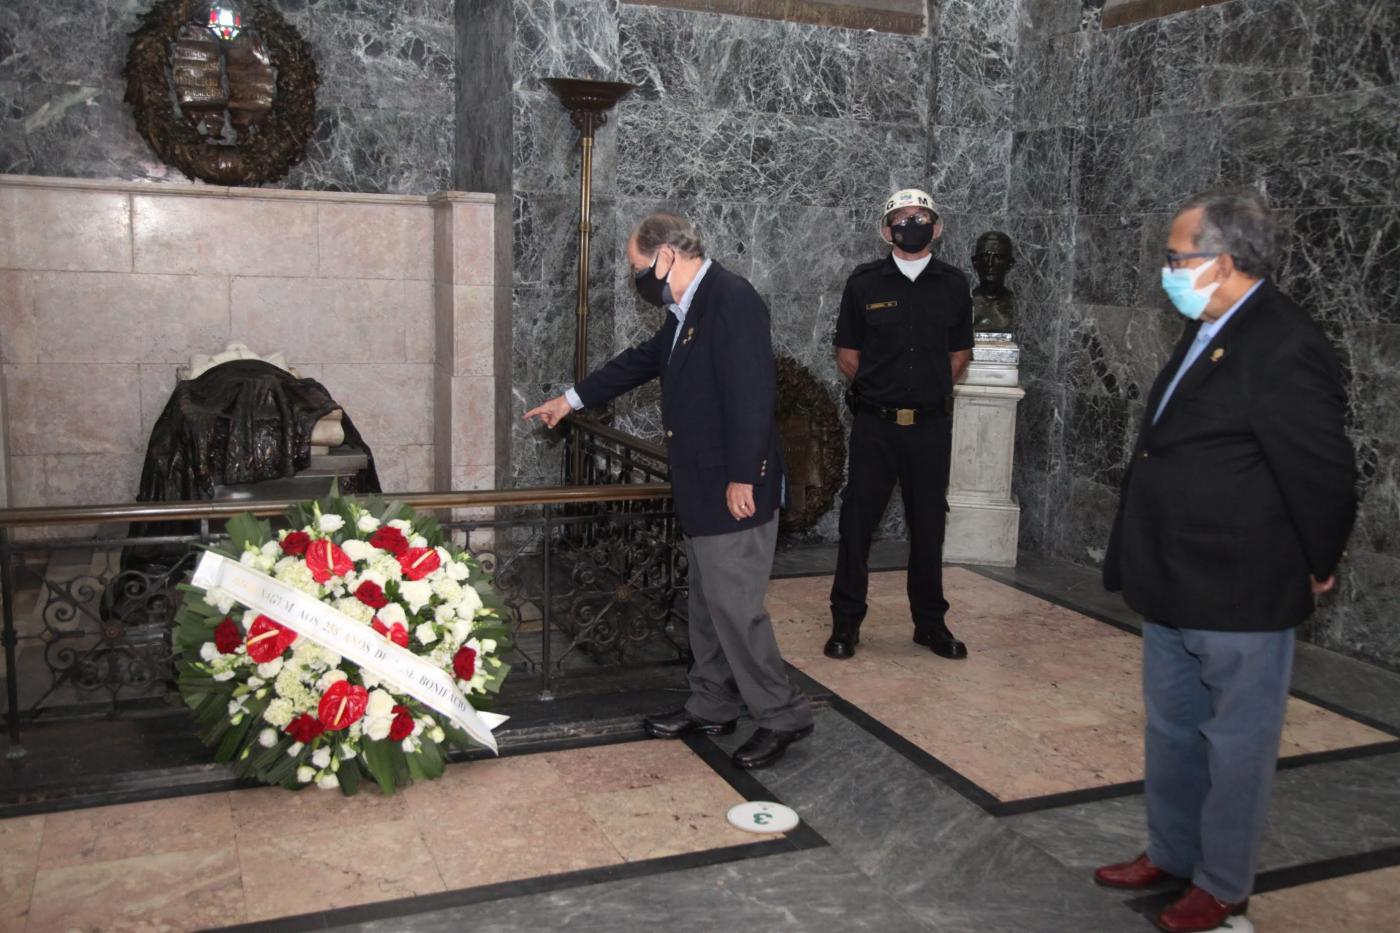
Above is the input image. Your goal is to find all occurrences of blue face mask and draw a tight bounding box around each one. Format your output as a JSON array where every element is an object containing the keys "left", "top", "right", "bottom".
[{"left": 1160, "top": 258, "right": 1220, "bottom": 320}]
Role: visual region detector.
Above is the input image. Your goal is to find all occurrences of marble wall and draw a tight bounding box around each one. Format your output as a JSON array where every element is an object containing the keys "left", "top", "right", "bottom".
[
  {"left": 499, "top": 0, "right": 941, "bottom": 543},
  {"left": 1003, "top": 0, "right": 1400, "bottom": 669},
  {"left": 0, "top": 175, "right": 504, "bottom": 516},
  {"left": 0, "top": 0, "right": 456, "bottom": 194}
]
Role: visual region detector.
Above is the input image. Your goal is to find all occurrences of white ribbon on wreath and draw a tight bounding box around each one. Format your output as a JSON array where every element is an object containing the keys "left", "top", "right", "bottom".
[{"left": 192, "top": 551, "right": 508, "bottom": 753}]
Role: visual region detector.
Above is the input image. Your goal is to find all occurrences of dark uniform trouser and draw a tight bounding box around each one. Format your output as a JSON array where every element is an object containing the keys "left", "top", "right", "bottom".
[
  {"left": 830, "top": 408, "right": 952, "bottom": 633},
  {"left": 684, "top": 516, "right": 813, "bottom": 731}
]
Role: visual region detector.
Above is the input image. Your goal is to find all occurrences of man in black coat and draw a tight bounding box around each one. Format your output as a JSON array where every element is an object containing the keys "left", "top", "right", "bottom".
[
  {"left": 1093, "top": 190, "right": 1357, "bottom": 933},
  {"left": 525, "top": 212, "right": 813, "bottom": 769}
]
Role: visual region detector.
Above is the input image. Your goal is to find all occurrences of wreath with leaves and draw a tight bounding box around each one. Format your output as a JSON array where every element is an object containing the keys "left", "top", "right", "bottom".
[{"left": 124, "top": 0, "right": 318, "bottom": 185}]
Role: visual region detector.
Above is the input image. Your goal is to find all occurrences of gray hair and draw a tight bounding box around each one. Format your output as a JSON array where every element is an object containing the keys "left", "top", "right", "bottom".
[
  {"left": 1178, "top": 189, "right": 1278, "bottom": 278},
  {"left": 633, "top": 212, "right": 705, "bottom": 259}
]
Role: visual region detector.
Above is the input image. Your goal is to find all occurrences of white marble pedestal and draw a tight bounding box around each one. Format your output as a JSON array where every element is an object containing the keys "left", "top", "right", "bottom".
[{"left": 944, "top": 337, "right": 1025, "bottom": 566}]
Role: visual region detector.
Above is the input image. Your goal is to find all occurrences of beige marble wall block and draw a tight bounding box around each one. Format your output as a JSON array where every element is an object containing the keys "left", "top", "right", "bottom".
[
  {"left": 317, "top": 202, "right": 434, "bottom": 282},
  {"left": 0, "top": 369, "right": 9, "bottom": 508},
  {"left": 402, "top": 280, "right": 435, "bottom": 363},
  {"left": 132, "top": 195, "right": 317, "bottom": 277},
  {"left": 451, "top": 285, "right": 496, "bottom": 377},
  {"left": 451, "top": 374, "right": 498, "bottom": 468},
  {"left": 3, "top": 363, "right": 141, "bottom": 456},
  {"left": 8, "top": 453, "right": 145, "bottom": 511},
  {"left": 431, "top": 199, "right": 455, "bottom": 286},
  {"left": 29, "top": 271, "right": 230, "bottom": 364},
  {"left": 0, "top": 270, "right": 38, "bottom": 363},
  {"left": 0, "top": 185, "right": 132, "bottom": 273},
  {"left": 319, "top": 362, "right": 434, "bottom": 448},
  {"left": 373, "top": 443, "right": 434, "bottom": 494},
  {"left": 451, "top": 201, "right": 495, "bottom": 286},
  {"left": 230, "top": 276, "right": 418, "bottom": 364}
]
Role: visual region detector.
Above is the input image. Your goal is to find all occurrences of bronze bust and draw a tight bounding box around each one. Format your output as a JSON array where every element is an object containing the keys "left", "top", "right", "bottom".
[{"left": 971, "top": 231, "right": 1017, "bottom": 334}]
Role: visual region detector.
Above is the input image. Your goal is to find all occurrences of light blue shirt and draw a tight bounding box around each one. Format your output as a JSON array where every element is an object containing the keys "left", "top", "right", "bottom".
[
  {"left": 565, "top": 258, "right": 713, "bottom": 411},
  {"left": 1152, "top": 280, "right": 1263, "bottom": 424}
]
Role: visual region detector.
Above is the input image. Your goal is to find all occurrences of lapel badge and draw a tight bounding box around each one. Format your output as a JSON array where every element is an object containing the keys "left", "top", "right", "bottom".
[
  {"left": 1210, "top": 347, "right": 1225, "bottom": 363},
  {"left": 683, "top": 327, "right": 694, "bottom": 345}
]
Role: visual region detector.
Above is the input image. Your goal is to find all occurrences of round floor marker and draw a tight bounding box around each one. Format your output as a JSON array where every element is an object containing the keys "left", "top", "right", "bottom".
[{"left": 726, "top": 801, "right": 799, "bottom": 834}]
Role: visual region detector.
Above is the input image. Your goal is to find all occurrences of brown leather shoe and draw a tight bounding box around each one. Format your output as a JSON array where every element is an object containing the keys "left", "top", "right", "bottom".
[
  {"left": 1156, "top": 885, "right": 1248, "bottom": 933},
  {"left": 1093, "top": 853, "right": 1186, "bottom": 890}
]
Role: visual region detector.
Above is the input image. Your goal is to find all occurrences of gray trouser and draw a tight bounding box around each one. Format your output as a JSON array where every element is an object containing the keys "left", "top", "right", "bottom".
[
  {"left": 1143, "top": 622, "right": 1294, "bottom": 903},
  {"left": 683, "top": 517, "right": 813, "bottom": 732}
]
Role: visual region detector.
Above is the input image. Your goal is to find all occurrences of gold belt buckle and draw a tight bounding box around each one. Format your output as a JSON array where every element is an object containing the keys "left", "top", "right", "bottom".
[{"left": 895, "top": 408, "right": 916, "bottom": 426}]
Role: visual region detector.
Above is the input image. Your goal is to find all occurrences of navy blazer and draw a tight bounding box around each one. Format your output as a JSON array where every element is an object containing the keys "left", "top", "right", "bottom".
[
  {"left": 573, "top": 261, "right": 785, "bottom": 538},
  {"left": 1103, "top": 281, "right": 1357, "bottom": 632}
]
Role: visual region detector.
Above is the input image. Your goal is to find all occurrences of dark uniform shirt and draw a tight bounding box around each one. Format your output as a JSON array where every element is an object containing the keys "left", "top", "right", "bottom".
[{"left": 833, "top": 255, "right": 975, "bottom": 409}]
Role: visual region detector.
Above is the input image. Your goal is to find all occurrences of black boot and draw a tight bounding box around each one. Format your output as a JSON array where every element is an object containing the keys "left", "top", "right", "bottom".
[{"left": 824, "top": 615, "right": 861, "bottom": 660}]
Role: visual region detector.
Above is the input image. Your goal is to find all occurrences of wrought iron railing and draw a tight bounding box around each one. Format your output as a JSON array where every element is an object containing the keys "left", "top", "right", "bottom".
[{"left": 1, "top": 421, "right": 683, "bottom": 758}]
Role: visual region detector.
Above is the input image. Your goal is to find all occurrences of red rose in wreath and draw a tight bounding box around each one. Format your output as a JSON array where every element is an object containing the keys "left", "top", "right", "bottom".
[
  {"left": 305, "top": 538, "right": 352, "bottom": 583},
  {"left": 370, "top": 526, "right": 409, "bottom": 557},
  {"left": 286, "top": 713, "right": 325, "bottom": 744},
  {"left": 318, "top": 680, "right": 369, "bottom": 731},
  {"left": 399, "top": 546, "right": 441, "bottom": 581},
  {"left": 388, "top": 704, "right": 415, "bottom": 741},
  {"left": 280, "top": 530, "right": 312, "bottom": 556},
  {"left": 371, "top": 618, "right": 410, "bottom": 648},
  {"left": 245, "top": 615, "right": 298, "bottom": 663},
  {"left": 452, "top": 645, "right": 477, "bottom": 682},
  {"left": 354, "top": 580, "right": 389, "bottom": 609},
  {"left": 213, "top": 617, "right": 242, "bottom": 654}
]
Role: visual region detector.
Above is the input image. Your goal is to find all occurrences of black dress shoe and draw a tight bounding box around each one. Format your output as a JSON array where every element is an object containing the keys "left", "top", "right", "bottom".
[
  {"left": 732, "top": 724, "right": 814, "bottom": 769},
  {"left": 913, "top": 626, "right": 968, "bottom": 659},
  {"left": 824, "top": 619, "right": 860, "bottom": 660},
  {"left": 643, "top": 708, "right": 737, "bottom": 739}
]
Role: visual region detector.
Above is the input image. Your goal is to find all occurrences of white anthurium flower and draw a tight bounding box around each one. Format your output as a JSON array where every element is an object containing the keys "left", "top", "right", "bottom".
[
  {"left": 415, "top": 622, "right": 438, "bottom": 645},
  {"left": 366, "top": 689, "right": 395, "bottom": 718},
  {"left": 357, "top": 513, "right": 381, "bottom": 533},
  {"left": 258, "top": 728, "right": 277, "bottom": 748},
  {"left": 342, "top": 539, "right": 376, "bottom": 563},
  {"left": 296, "top": 766, "right": 316, "bottom": 783},
  {"left": 317, "top": 773, "right": 340, "bottom": 790},
  {"left": 319, "top": 514, "right": 346, "bottom": 533},
  {"left": 377, "top": 603, "right": 408, "bottom": 627},
  {"left": 400, "top": 580, "right": 433, "bottom": 614},
  {"left": 312, "top": 747, "right": 332, "bottom": 769}
]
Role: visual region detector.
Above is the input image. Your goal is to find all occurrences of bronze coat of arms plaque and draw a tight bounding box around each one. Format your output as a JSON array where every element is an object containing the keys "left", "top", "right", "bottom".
[{"left": 125, "top": 1, "right": 318, "bottom": 185}]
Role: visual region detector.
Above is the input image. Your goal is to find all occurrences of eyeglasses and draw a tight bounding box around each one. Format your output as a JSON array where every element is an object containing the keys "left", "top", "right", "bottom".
[
  {"left": 891, "top": 214, "right": 936, "bottom": 228},
  {"left": 1165, "top": 250, "right": 1219, "bottom": 271}
]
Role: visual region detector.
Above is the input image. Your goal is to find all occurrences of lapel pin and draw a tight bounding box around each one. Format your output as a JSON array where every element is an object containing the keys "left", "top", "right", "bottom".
[
  {"left": 683, "top": 327, "right": 694, "bottom": 344},
  {"left": 1210, "top": 348, "right": 1225, "bottom": 363}
]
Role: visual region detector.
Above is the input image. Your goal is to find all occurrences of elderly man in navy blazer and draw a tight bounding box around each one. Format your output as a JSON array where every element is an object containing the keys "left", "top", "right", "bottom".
[
  {"left": 1094, "top": 190, "right": 1357, "bottom": 933},
  {"left": 525, "top": 212, "right": 813, "bottom": 769}
]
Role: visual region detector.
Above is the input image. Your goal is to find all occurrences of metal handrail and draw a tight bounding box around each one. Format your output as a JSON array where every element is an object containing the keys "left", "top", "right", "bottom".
[
  {"left": 570, "top": 415, "right": 668, "bottom": 462},
  {"left": 0, "top": 483, "right": 673, "bottom": 529}
]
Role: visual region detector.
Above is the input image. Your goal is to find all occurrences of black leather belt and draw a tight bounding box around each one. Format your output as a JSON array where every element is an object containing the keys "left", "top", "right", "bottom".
[{"left": 847, "top": 394, "right": 950, "bottom": 426}]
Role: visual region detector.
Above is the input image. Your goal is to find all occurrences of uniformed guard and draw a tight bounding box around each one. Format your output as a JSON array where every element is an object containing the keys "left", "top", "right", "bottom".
[{"left": 825, "top": 188, "right": 974, "bottom": 661}]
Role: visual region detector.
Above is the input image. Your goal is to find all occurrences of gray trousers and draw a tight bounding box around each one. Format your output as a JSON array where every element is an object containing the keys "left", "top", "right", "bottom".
[
  {"left": 683, "top": 516, "right": 813, "bottom": 732},
  {"left": 1143, "top": 622, "right": 1295, "bottom": 903}
]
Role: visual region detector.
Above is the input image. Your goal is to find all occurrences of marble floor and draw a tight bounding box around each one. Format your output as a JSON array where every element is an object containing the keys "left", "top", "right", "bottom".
[
  {"left": 3, "top": 556, "right": 1398, "bottom": 932},
  {"left": 768, "top": 569, "right": 1395, "bottom": 802}
]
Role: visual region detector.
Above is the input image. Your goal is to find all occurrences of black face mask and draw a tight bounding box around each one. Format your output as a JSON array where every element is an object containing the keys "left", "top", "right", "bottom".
[
  {"left": 633, "top": 254, "right": 672, "bottom": 307},
  {"left": 890, "top": 219, "right": 935, "bottom": 253}
]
